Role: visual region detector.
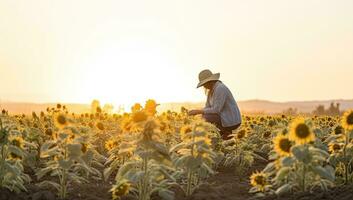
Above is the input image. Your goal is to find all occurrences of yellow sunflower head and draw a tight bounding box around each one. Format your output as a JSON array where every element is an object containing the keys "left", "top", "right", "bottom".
[
  {"left": 105, "top": 139, "right": 118, "bottom": 151},
  {"left": 250, "top": 171, "right": 267, "bottom": 191},
  {"left": 328, "top": 142, "right": 342, "bottom": 154},
  {"left": 111, "top": 180, "right": 130, "bottom": 200},
  {"left": 121, "top": 118, "right": 132, "bottom": 133},
  {"left": 54, "top": 113, "right": 69, "bottom": 129},
  {"left": 341, "top": 110, "right": 353, "bottom": 131},
  {"left": 131, "top": 103, "right": 142, "bottom": 113},
  {"left": 145, "top": 99, "right": 158, "bottom": 116},
  {"left": 9, "top": 152, "right": 22, "bottom": 160},
  {"left": 263, "top": 131, "right": 272, "bottom": 138},
  {"left": 235, "top": 129, "right": 247, "bottom": 140},
  {"left": 81, "top": 143, "right": 89, "bottom": 154},
  {"left": 96, "top": 122, "right": 105, "bottom": 131},
  {"left": 180, "top": 125, "right": 193, "bottom": 139},
  {"left": 132, "top": 111, "right": 148, "bottom": 123},
  {"left": 273, "top": 134, "right": 292, "bottom": 156},
  {"left": 9, "top": 135, "right": 24, "bottom": 149},
  {"left": 333, "top": 125, "right": 345, "bottom": 135},
  {"left": 289, "top": 118, "right": 315, "bottom": 145}
]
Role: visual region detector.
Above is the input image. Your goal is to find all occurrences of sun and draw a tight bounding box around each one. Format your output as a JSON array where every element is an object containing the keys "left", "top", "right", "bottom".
[{"left": 76, "top": 41, "right": 187, "bottom": 110}]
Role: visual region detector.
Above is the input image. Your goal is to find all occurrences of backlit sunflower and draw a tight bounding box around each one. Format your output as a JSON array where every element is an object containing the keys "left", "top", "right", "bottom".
[
  {"left": 105, "top": 139, "right": 118, "bottom": 151},
  {"left": 131, "top": 103, "right": 142, "bottom": 113},
  {"left": 273, "top": 134, "right": 292, "bottom": 156},
  {"left": 235, "top": 129, "right": 247, "bottom": 140},
  {"left": 180, "top": 125, "right": 193, "bottom": 139},
  {"left": 341, "top": 110, "right": 353, "bottom": 131},
  {"left": 328, "top": 142, "right": 342, "bottom": 154},
  {"left": 145, "top": 99, "right": 158, "bottom": 116},
  {"left": 9, "top": 135, "right": 24, "bottom": 149},
  {"left": 96, "top": 122, "right": 105, "bottom": 131},
  {"left": 81, "top": 143, "right": 89, "bottom": 154},
  {"left": 121, "top": 118, "right": 132, "bottom": 132},
  {"left": 132, "top": 111, "right": 148, "bottom": 123},
  {"left": 54, "top": 113, "right": 69, "bottom": 129},
  {"left": 9, "top": 152, "right": 22, "bottom": 160},
  {"left": 333, "top": 125, "right": 344, "bottom": 135},
  {"left": 111, "top": 180, "right": 130, "bottom": 200},
  {"left": 250, "top": 171, "right": 268, "bottom": 191},
  {"left": 289, "top": 118, "right": 315, "bottom": 144},
  {"left": 263, "top": 131, "right": 272, "bottom": 138}
]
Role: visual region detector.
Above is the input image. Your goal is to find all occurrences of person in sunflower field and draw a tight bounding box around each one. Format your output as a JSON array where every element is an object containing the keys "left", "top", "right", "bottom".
[{"left": 188, "top": 69, "right": 242, "bottom": 139}]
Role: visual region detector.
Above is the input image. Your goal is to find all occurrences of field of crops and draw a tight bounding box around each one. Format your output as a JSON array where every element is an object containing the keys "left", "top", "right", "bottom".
[{"left": 1, "top": 100, "right": 353, "bottom": 200}]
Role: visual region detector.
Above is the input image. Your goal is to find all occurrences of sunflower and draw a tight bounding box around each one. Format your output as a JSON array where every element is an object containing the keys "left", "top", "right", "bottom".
[
  {"left": 81, "top": 143, "right": 88, "bottom": 154},
  {"left": 54, "top": 113, "right": 69, "bottom": 129},
  {"left": 250, "top": 171, "right": 267, "bottom": 191},
  {"left": 96, "top": 122, "right": 105, "bottom": 131},
  {"left": 45, "top": 128, "right": 53, "bottom": 136},
  {"left": 9, "top": 135, "right": 24, "bottom": 149},
  {"left": 105, "top": 139, "right": 118, "bottom": 151},
  {"left": 333, "top": 125, "right": 344, "bottom": 135},
  {"left": 328, "top": 142, "right": 342, "bottom": 154},
  {"left": 236, "top": 129, "right": 247, "bottom": 140},
  {"left": 273, "top": 134, "right": 292, "bottom": 156},
  {"left": 263, "top": 131, "right": 272, "bottom": 138},
  {"left": 180, "top": 125, "right": 193, "bottom": 139},
  {"left": 145, "top": 99, "right": 158, "bottom": 116},
  {"left": 121, "top": 118, "right": 132, "bottom": 132},
  {"left": 132, "top": 111, "right": 148, "bottom": 123},
  {"left": 289, "top": 118, "right": 315, "bottom": 144},
  {"left": 111, "top": 181, "right": 130, "bottom": 200},
  {"left": 9, "top": 152, "right": 22, "bottom": 160},
  {"left": 341, "top": 110, "right": 353, "bottom": 131},
  {"left": 131, "top": 103, "right": 142, "bottom": 113}
]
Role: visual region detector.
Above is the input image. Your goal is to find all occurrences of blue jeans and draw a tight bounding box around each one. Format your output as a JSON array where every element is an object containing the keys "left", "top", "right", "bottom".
[{"left": 202, "top": 113, "right": 241, "bottom": 139}]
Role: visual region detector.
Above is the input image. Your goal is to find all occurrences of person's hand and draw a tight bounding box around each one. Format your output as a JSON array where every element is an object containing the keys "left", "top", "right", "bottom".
[{"left": 188, "top": 110, "right": 202, "bottom": 116}]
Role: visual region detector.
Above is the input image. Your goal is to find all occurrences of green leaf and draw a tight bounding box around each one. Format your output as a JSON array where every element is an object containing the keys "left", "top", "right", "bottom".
[
  {"left": 170, "top": 143, "right": 186, "bottom": 153},
  {"left": 275, "top": 167, "right": 290, "bottom": 181},
  {"left": 36, "top": 167, "right": 53, "bottom": 180},
  {"left": 103, "top": 167, "right": 112, "bottom": 181},
  {"left": 37, "top": 180, "right": 61, "bottom": 191},
  {"left": 281, "top": 157, "right": 295, "bottom": 167},
  {"left": 158, "top": 189, "right": 175, "bottom": 200},
  {"left": 291, "top": 145, "right": 311, "bottom": 164},
  {"left": 67, "top": 143, "right": 82, "bottom": 159},
  {"left": 40, "top": 145, "right": 59, "bottom": 158},
  {"left": 312, "top": 166, "right": 335, "bottom": 182},
  {"left": 309, "top": 147, "right": 329, "bottom": 158},
  {"left": 58, "top": 132, "right": 69, "bottom": 140},
  {"left": 117, "top": 162, "right": 137, "bottom": 178},
  {"left": 201, "top": 163, "right": 214, "bottom": 174},
  {"left": 58, "top": 159, "right": 73, "bottom": 170},
  {"left": 262, "top": 162, "right": 275, "bottom": 173},
  {"left": 275, "top": 184, "right": 291, "bottom": 196}
]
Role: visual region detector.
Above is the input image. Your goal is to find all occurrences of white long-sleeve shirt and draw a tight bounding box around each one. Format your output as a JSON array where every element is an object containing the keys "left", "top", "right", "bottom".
[{"left": 203, "top": 81, "right": 242, "bottom": 127}]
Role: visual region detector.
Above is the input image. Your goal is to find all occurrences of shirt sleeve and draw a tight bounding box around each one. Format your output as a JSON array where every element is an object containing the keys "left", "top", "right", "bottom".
[{"left": 203, "top": 86, "right": 227, "bottom": 114}]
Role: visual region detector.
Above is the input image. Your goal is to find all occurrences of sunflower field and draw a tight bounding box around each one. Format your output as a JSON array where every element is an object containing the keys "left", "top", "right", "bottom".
[{"left": 0, "top": 100, "right": 353, "bottom": 200}]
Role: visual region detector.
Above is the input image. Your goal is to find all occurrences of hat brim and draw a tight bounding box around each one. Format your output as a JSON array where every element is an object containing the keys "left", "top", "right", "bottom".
[{"left": 197, "top": 73, "right": 220, "bottom": 88}]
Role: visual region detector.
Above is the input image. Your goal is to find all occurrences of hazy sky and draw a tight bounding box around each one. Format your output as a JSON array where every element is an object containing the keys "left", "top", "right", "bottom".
[{"left": 1, "top": 0, "right": 353, "bottom": 107}]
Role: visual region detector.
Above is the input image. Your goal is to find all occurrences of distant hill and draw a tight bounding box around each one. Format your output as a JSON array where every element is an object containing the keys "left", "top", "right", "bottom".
[
  {"left": 1, "top": 99, "right": 353, "bottom": 115},
  {"left": 159, "top": 99, "right": 353, "bottom": 114},
  {"left": 0, "top": 102, "right": 91, "bottom": 115}
]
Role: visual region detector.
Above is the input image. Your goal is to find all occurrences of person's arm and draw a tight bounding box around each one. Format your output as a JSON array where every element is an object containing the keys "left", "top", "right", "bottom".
[
  {"left": 188, "top": 109, "right": 204, "bottom": 115},
  {"left": 202, "top": 86, "right": 227, "bottom": 114}
]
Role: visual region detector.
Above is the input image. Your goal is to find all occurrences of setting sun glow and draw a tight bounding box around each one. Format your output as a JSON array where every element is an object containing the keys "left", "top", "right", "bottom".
[{"left": 1, "top": 0, "right": 353, "bottom": 109}]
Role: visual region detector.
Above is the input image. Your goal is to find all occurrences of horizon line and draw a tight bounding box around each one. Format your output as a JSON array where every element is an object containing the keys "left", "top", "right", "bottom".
[{"left": 1, "top": 98, "right": 353, "bottom": 106}]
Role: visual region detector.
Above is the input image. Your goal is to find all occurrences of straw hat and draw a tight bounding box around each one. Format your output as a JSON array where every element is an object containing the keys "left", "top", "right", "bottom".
[{"left": 197, "top": 69, "right": 220, "bottom": 88}]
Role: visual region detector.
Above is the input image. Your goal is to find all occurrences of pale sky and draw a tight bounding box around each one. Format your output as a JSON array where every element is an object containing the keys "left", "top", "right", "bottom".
[{"left": 1, "top": 0, "right": 353, "bottom": 107}]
